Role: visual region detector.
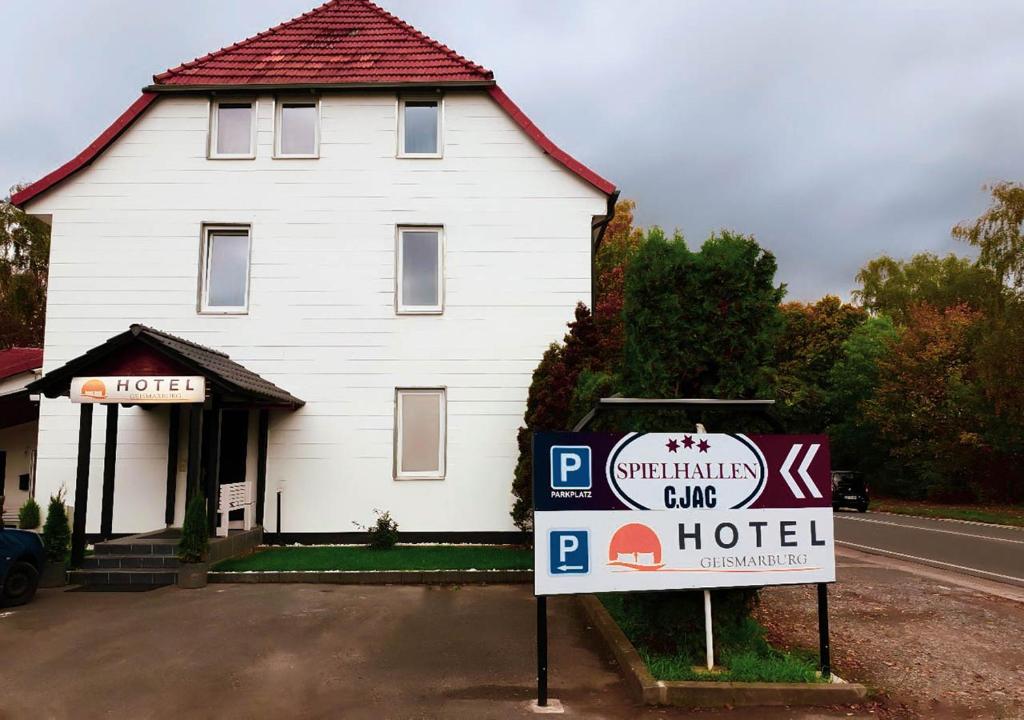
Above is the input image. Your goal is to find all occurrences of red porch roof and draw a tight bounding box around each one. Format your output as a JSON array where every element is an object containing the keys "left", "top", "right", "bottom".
[
  {"left": 153, "top": 0, "right": 493, "bottom": 88},
  {"left": 0, "top": 347, "right": 43, "bottom": 382}
]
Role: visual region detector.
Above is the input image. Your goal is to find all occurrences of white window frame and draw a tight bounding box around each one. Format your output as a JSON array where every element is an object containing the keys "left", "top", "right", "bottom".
[
  {"left": 397, "top": 96, "right": 444, "bottom": 158},
  {"left": 396, "top": 225, "right": 444, "bottom": 315},
  {"left": 394, "top": 387, "right": 447, "bottom": 480},
  {"left": 273, "top": 96, "right": 321, "bottom": 159},
  {"left": 198, "top": 224, "right": 252, "bottom": 314},
  {"left": 208, "top": 99, "right": 257, "bottom": 159}
]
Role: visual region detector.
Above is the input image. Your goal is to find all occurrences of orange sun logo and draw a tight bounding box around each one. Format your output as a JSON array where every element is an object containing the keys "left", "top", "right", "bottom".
[
  {"left": 81, "top": 378, "right": 107, "bottom": 400},
  {"left": 607, "top": 523, "right": 665, "bottom": 571}
]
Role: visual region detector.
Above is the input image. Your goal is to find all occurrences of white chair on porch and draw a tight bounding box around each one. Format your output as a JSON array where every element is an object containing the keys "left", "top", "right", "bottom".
[{"left": 217, "top": 482, "right": 253, "bottom": 537}]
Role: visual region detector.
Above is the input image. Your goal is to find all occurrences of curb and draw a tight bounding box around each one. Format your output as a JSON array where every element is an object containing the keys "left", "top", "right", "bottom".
[
  {"left": 209, "top": 569, "right": 533, "bottom": 585},
  {"left": 577, "top": 595, "right": 868, "bottom": 707},
  {"left": 836, "top": 540, "right": 1024, "bottom": 588},
  {"left": 868, "top": 509, "right": 1024, "bottom": 531}
]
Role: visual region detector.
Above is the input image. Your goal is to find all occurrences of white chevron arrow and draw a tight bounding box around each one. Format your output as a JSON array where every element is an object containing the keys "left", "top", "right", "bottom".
[
  {"left": 798, "top": 443, "right": 822, "bottom": 498},
  {"left": 780, "top": 444, "right": 805, "bottom": 499}
]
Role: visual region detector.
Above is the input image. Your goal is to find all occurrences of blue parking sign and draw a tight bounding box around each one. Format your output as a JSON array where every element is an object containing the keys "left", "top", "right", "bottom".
[
  {"left": 549, "top": 530, "right": 589, "bottom": 575},
  {"left": 550, "top": 446, "right": 591, "bottom": 490}
]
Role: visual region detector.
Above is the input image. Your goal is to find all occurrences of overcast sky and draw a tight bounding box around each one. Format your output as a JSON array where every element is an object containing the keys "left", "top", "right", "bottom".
[{"left": 3, "top": 1, "right": 1019, "bottom": 300}]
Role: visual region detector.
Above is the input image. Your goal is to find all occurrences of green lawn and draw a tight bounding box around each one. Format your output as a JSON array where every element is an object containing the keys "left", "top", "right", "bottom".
[
  {"left": 214, "top": 544, "right": 532, "bottom": 572},
  {"left": 600, "top": 594, "right": 823, "bottom": 684},
  {"left": 873, "top": 499, "right": 1024, "bottom": 527}
]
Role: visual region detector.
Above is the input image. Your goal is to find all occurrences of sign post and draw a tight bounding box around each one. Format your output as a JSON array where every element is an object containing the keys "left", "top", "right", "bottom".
[{"left": 532, "top": 428, "right": 836, "bottom": 703}]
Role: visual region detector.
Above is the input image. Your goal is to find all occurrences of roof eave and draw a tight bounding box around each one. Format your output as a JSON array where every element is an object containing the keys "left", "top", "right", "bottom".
[{"left": 143, "top": 79, "right": 497, "bottom": 94}]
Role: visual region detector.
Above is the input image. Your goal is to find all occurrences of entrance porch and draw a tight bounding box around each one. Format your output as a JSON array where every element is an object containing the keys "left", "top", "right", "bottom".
[{"left": 27, "top": 324, "right": 304, "bottom": 568}]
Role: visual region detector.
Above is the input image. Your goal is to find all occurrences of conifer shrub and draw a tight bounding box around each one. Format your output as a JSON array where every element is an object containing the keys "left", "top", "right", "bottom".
[
  {"left": 178, "top": 493, "right": 209, "bottom": 563},
  {"left": 41, "top": 491, "right": 71, "bottom": 564},
  {"left": 18, "top": 497, "right": 41, "bottom": 529}
]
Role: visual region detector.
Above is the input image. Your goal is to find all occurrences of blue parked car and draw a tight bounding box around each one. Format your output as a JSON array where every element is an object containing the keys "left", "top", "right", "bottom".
[{"left": 0, "top": 516, "right": 45, "bottom": 607}]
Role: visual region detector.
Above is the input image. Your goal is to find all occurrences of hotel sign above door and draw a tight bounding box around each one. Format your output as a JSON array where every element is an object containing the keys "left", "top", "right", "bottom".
[
  {"left": 533, "top": 431, "right": 836, "bottom": 596},
  {"left": 70, "top": 376, "right": 206, "bottom": 404}
]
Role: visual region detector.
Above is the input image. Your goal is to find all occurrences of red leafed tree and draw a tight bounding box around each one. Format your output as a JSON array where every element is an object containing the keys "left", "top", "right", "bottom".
[
  {"left": 864, "top": 303, "right": 987, "bottom": 500},
  {"left": 510, "top": 199, "right": 643, "bottom": 531}
]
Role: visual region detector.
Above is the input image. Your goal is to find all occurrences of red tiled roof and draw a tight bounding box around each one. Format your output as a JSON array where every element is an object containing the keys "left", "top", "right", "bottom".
[
  {"left": 0, "top": 347, "right": 43, "bottom": 382},
  {"left": 153, "top": 0, "right": 493, "bottom": 87},
  {"left": 11, "top": 94, "right": 158, "bottom": 208},
  {"left": 11, "top": 0, "right": 615, "bottom": 207}
]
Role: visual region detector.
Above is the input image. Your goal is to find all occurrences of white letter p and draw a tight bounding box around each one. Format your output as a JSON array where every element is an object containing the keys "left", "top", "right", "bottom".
[
  {"left": 559, "top": 534, "right": 579, "bottom": 561},
  {"left": 560, "top": 453, "right": 582, "bottom": 484}
]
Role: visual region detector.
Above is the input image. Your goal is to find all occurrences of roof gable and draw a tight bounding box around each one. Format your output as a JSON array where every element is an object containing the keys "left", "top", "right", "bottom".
[{"left": 153, "top": 0, "right": 493, "bottom": 88}]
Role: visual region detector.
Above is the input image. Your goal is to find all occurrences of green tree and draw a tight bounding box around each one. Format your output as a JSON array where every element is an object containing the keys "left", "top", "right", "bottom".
[
  {"left": 41, "top": 491, "right": 71, "bottom": 564},
  {"left": 854, "top": 252, "right": 1000, "bottom": 325},
  {"left": 178, "top": 493, "right": 209, "bottom": 563},
  {"left": 0, "top": 187, "right": 50, "bottom": 348},
  {"left": 952, "top": 181, "right": 1024, "bottom": 291},
  {"left": 621, "top": 228, "right": 784, "bottom": 401},
  {"left": 826, "top": 315, "right": 901, "bottom": 482},
  {"left": 775, "top": 296, "right": 867, "bottom": 432}
]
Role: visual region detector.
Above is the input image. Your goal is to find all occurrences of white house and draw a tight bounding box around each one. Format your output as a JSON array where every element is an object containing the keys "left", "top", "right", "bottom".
[
  {"left": 12, "top": 0, "right": 616, "bottom": 552},
  {"left": 0, "top": 348, "right": 43, "bottom": 525}
]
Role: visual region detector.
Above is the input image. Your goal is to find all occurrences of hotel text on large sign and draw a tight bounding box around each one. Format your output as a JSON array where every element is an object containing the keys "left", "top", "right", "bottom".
[
  {"left": 71, "top": 376, "right": 206, "bottom": 404},
  {"left": 533, "top": 432, "right": 836, "bottom": 596}
]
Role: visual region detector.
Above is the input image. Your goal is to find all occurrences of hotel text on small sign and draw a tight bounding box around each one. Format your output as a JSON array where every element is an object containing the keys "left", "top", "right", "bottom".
[
  {"left": 70, "top": 376, "right": 206, "bottom": 404},
  {"left": 533, "top": 432, "right": 836, "bottom": 596}
]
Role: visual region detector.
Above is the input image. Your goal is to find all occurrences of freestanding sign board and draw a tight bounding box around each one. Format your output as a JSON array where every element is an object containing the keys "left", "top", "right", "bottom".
[{"left": 533, "top": 431, "right": 835, "bottom": 596}]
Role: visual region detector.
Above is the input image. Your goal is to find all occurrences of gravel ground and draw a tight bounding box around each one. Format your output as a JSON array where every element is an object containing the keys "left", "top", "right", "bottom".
[{"left": 755, "top": 549, "right": 1024, "bottom": 719}]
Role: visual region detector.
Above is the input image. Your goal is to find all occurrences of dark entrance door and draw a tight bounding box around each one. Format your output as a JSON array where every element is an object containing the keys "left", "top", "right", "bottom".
[
  {"left": 219, "top": 411, "right": 249, "bottom": 486},
  {"left": 218, "top": 410, "right": 249, "bottom": 529}
]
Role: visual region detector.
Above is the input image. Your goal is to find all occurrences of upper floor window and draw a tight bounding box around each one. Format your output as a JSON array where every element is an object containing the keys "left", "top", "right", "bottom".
[
  {"left": 275, "top": 99, "right": 319, "bottom": 158},
  {"left": 210, "top": 100, "right": 256, "bottom": 159},
  {"left": 398, "top": 98, "right": 442, "bottom": 157},
  {"left": 397, "top": 226, "right": 443, "bottom": 314},
  {"left": 200, "top": 226, "right": 251, "bottom": 313}
]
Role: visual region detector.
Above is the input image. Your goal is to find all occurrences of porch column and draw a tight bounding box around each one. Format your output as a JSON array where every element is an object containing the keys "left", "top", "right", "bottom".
[
  {"left": 71, "top": 403, "right": 94, "bottom": 567},
  {"left": 164, "top": 404, "right": 181, "bottom": 525},
  {"left": 186, "top": 403, "right": 203, "bottom": 504},
  {"left": 100, "top": 403, "right": 119, "bottom": 539},
  {"left": 204, "top": 406, "right": 222, "bottom": 535},
  {"left": 255, "top": 409, "right": 269, "bottom": 526}
]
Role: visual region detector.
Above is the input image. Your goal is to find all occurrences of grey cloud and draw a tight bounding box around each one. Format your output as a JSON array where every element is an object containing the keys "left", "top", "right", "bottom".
[{"left": 4, "top": 0, "right": 1020, "bottom": 300}]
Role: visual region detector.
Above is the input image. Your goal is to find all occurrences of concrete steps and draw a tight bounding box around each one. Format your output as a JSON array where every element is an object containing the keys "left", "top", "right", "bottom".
[
  {"left": 70, "top": 533, "right": 182, "bottom": 588},
  {"left": 67, "top": 527, "right": 263, "bottom": 591}
]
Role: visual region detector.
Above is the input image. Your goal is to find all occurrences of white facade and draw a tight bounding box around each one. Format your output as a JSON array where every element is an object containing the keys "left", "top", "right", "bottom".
[{"left": 26, "top": 91, "right": 606, "bottom": 535}]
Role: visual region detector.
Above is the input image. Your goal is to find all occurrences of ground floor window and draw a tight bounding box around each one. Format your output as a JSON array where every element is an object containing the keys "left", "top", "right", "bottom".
[{"left": 395, "top": 388, "right": 446, "bottom": 480}]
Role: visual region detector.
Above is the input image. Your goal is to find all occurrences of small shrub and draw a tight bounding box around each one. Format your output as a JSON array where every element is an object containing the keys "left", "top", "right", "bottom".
[
  {"left": 18, "top": 497, "right": 41, "bottom": 529},
  {"left": 41, "top": 491, "right": 71, "bottom": 564},
  {"left": 360, "top": 509, "right": 399, "bottom": 550},
  {"left": 178, "top": 493, "right": 209, "bottom": 563}
]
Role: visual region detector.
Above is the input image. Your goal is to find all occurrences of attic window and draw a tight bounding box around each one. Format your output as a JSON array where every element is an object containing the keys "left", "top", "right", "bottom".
[
  {"left": 210, "top": 100, "right": 256, "bottom": 159},
  {"left": 275, "top": 99, "right": 319, "bottom": 158},
  {"left": 398, "top": 98, "right": 442, "bottom": 157}
]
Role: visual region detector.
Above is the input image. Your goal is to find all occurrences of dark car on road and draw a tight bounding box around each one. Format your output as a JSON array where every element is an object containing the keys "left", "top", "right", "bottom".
[
  {"left": 0, "top": 498, "right": 45, "bottom": 607},
  {"left": 831, "top": 471, "right": 869, "bottom": 512}
]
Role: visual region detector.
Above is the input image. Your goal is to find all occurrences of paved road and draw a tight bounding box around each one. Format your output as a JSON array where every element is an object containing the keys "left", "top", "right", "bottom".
[
  {"left": 833, "top": 510, "right": 1024, "bottom": 586},
  {"left": 0, "top": 583, "right": 874, "bottom": 720}
]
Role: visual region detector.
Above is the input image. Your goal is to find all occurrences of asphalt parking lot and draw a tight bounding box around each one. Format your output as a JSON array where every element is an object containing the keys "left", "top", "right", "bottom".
[{"left": 0, "top": 583, "right": 872, "bottom": 720}]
